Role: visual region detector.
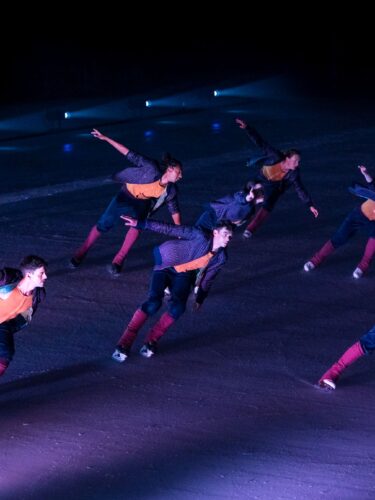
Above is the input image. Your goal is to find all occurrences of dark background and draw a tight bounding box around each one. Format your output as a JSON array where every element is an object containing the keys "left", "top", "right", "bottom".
[{"left": 2, "top": 12, "right": 375, "bottom": 104}]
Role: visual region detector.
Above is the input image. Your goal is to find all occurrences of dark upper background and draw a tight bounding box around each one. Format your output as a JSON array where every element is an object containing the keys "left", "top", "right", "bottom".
[{"left": 2, "top": 12, "right": 374, "bottom": 105}]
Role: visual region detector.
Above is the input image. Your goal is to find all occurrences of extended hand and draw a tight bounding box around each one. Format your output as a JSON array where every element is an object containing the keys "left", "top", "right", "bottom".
[
  {"left": 91, "top": 128, "right": 106, "bottom": 140},
  {"left": 358, "top": 165, "right": 374, "bottom": 183},
  {"left": 121, "top": 215, "right": 138, "bottom": 227},
  {"left": 358, "top": 165, "right": 368, "bottom": 175},
  {"left": 310, "top": 206, "right": 319, "bottom": 218},
  {"left": 235, "top": 118, "right": 247, "bottom": 129}
]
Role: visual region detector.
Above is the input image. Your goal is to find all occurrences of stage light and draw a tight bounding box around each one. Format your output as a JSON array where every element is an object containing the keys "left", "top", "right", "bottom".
[
  {"left": 213, "top": 90, "right": 220, "bottom": 97},
  {"left": 64, "top": 112, "right": 71, "bottom": 119},
  {"left": 145, "top": 100, "right": 152, "bottom": 107}
]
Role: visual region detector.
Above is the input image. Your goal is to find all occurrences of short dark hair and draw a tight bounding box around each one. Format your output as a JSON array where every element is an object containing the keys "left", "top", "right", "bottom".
[
  {"left": 245, "top": 180, "right": 264, "bottom": 196},
  {"left": 214, "top": 220, "right": 235, "bottom": 232},
  {"left": 161, "top": 152, "right": 182, "bottom": 170},
  {"left": 284, "top": 149, "right": 301, "bottom": 158},
  {"left": 20, "top": 255, "right": 48, "bottom": 275}
]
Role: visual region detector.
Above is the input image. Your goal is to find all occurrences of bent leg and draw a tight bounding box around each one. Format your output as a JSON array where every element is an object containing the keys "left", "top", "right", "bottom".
[
  {"left": 143, "top": 271, "right": 193, "bottom": 344},
  {"left": 319, "top": 341, "right": 365, "bottom": 389},
  {"left": 112, "top": 228, "right": 141, "bottom": 267},
  {"left": 116, "top": 309, "right": 148, "bottom": 351},
  {"left": 309, "top": 240, "right": 335, "bottom": 267},
  {"left": 245, "top": 207, "right": 270, "bottom": 234},
  {"left": 72, "top": 225, "right": 102, "bottom": 262},
  {"left": 355, "top": 237, "right": 375, "bottom": 274}
]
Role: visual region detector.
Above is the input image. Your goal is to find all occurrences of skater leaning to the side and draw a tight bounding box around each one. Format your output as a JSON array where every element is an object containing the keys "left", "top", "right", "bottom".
[
  {"left": 112, "top": 217, "right": 234, "bottom": 362},
  {"left": 304, "top": 165, "right": 375, "bottom": 278},
  {"left": 71, "top": 129, "right": 183, "bottom": 276},
  {"left": 0, "top": 256, "right": 47, "bottom": 378},
  {"left": 235, "top": 117, "right": 318, "bottom": 239}
]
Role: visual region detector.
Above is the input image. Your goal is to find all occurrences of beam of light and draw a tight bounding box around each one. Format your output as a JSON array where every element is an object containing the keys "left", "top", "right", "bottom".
[
  {"left": 69, "top": 99, "right": 133, "bottom": 121},
  {"left": 213, "top": 75, "right": 289, "bottom": 99},
  {"left": 0, "top": 146, "right": 22, "bottom": 151},
  {"left": 156, "top": 120, "right": 179, "bottom": 125},
  {"left": 0, "top": 112, "right": 47, "bottom": 133},
  {"left": 144, "top": 94, "right": 206, "bottom": 109},
  {"left": 225, "top": 109, "right": 252, "bottom": 114}
]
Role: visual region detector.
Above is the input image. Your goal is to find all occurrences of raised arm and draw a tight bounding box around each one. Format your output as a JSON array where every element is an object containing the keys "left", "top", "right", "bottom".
[
  {"left": 235, "top": 118, "right": 282, "bottom": 163},
  {"left": 91, "top": 129, "right": 129, "bottom": 156},
  {"left": 358, "top": 165, "right": 374, "bottom": 184},
  {"left": 121, "top": 216, "right": 200, "bottom": 240}
]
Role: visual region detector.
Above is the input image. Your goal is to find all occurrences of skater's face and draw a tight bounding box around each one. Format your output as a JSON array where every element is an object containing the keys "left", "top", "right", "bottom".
[
  {"left": 165, "top": 166, "right": 183, "bottom": 183},
  {"left": 283, "top": 154, "right": 300, "bottom": 170},
  {"left": 247, "top": 183, "right": 264, "bottom": 204},
  {"left": 28, "top": 266, "right": 47, "bottom": 288},
  {"left": 212, "top": 227, "right": 233, "bottom": 249}
]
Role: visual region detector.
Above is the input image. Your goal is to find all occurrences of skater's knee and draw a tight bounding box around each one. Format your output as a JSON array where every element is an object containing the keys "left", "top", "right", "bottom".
[
  {"left": 168, "top": 302, "right": 186, "bottom": 320},
  {"left": 141, "top": 300, "right": 162, "bottom": 316},
  {"left": 96, "top": 222, "right": 112, "bottom": 233}
]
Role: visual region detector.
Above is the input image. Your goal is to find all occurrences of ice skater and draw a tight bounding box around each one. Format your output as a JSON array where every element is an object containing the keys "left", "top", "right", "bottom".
[
  {"left": 304, "top": 166, "right": 375, "bottom": 278},
  {"left": 71, "top": 129, "right": 182, "bottom": 275},
  {"left": 235, "top": 117, "right": 318, "bottom": 238},
  {"left": 0, "top": 256, "right": 47, "bottom": 378},
  {"left": 112, "top": 217, "right": 234, "bottom": 361}
]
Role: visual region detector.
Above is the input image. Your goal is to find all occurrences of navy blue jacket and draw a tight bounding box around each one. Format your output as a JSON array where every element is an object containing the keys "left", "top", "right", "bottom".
[
  {"left": 208, "top": 191, "right": 255, "bottom": 223},
  {"left": 112, "top": 150, "right": 180, "bottom": 215},
  {"left": 137, "top": 220, "right": 228, "bottom": 304},
  {"left": 244, "top": 125, "right": 314, "bottom": 207}
]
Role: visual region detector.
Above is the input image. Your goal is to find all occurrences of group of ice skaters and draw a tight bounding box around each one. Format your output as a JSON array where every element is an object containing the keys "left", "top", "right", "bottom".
[{"left": 1, "top": 119, "right": 374, "bottom": 391}]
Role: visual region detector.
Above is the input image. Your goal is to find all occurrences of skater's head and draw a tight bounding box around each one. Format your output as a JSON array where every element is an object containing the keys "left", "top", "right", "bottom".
[
  {"left": 212, "top": 221, "right": 234, "bottom": 250},
  {"left": 19, "top": 255, "right": 48, "bottom": 288},
  {"left": 282, "top": 149, "right": 301, "bottom": 171},
  {"left": 246, "top": 181, "right": 264, "bottom": 204},
  {"left": 161, "top": 153, "right": 183, "bottom": 184}
]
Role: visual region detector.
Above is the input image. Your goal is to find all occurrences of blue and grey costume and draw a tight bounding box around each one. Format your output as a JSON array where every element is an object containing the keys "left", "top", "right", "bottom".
[
  {"left": 243, "top": 124, "right": 314, "bottom": 211},
  {"left": 136, "top": 220, "right": 228, "bottom": 318},
  {"left": 96, "top": 150, "right": 180, "bottom": 233},
  {"left": 195, "top": 191, "right": 257, "bottom": 231}
]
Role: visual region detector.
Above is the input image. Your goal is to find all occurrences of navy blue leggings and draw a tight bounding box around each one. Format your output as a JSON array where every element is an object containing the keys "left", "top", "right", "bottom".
[
  {"left": 96, "top": 191, "right": 151, "bottom": 233},
  {"left": 0, "top": 315, "right": 28, "bottom": 362},
  {"left": 141, "top": 268, "right": 196, "bottom": 320},
  {"left": 331, "top": 206, "right": 375, "bottom": 248},
  {"left": 360, "top": 324, "right": 375, "bottom": 354}
]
